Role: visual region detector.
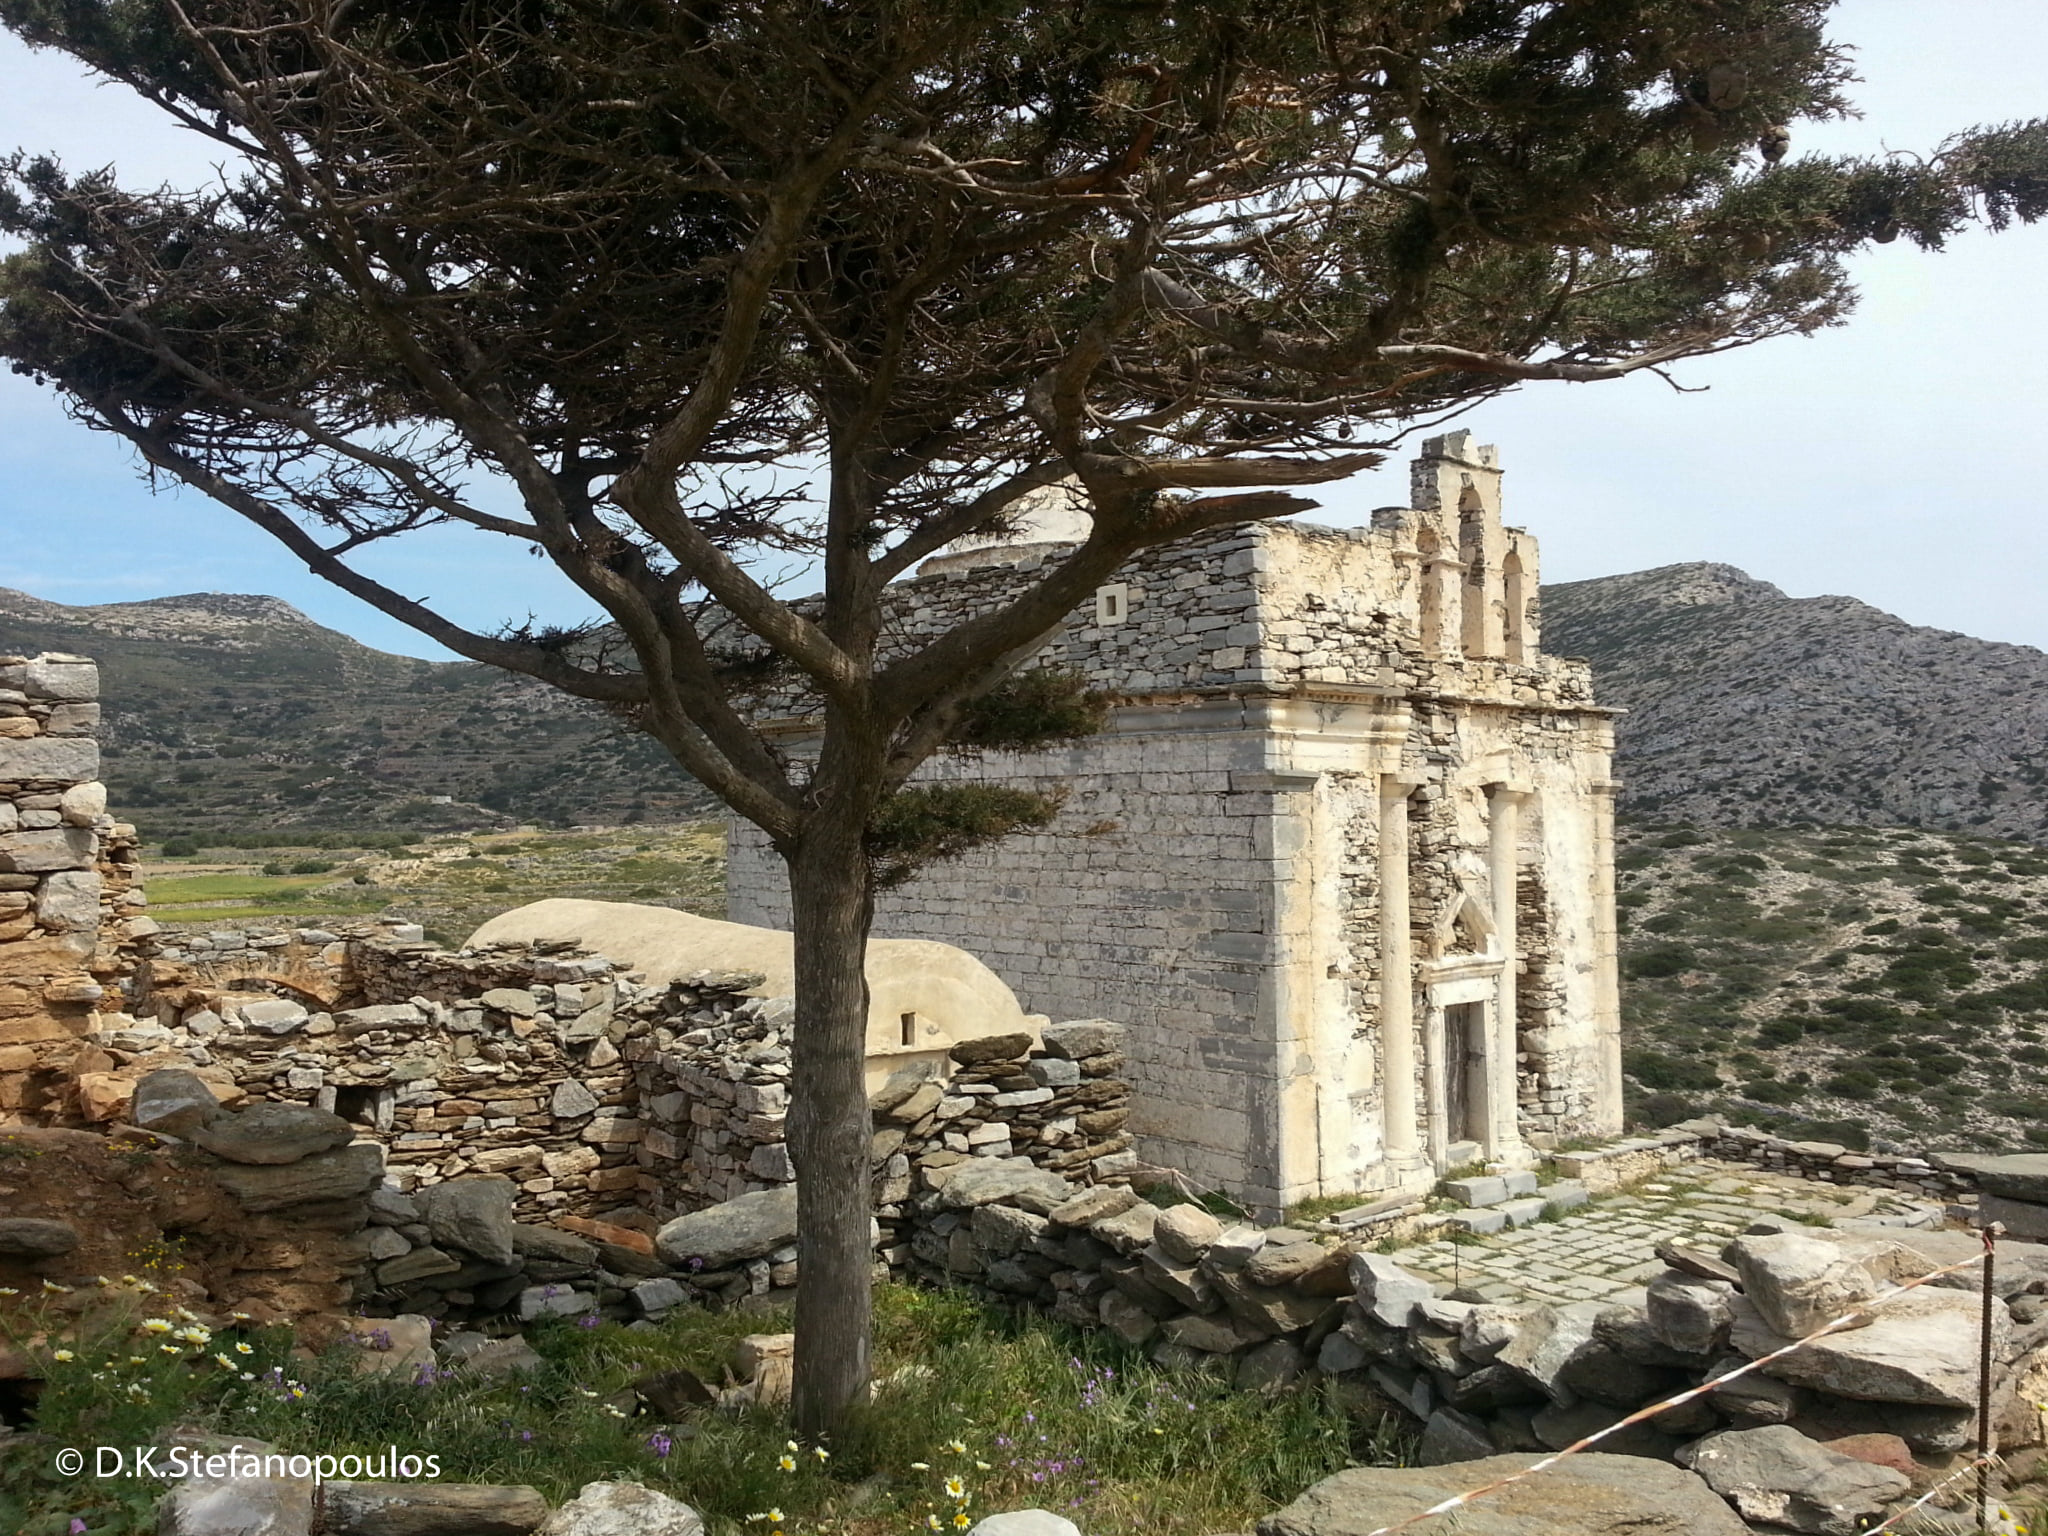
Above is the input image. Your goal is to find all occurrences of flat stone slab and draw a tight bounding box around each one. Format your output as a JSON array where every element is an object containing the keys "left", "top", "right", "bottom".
[
  {"left": 1445, "top": 1176, "right": 1509, "bottom": 1208},
  {"left": 1256, "top": 1453, "right": 1750, "bottom": 1536},
  {"left": 1730, "top": 1286, "right": 2005, "bottom": 1409}
]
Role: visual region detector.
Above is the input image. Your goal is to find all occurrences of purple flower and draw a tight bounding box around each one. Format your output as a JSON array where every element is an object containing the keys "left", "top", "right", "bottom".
[
  {"left": 577, "top": 1314, "right": 600, "bottom": 1329},
  {"left": 71, "top": 1521, "right": 88, "bottom": 1535},
  {"left": 646, "top": 1433, "right": 674, "bottom": 1459}
]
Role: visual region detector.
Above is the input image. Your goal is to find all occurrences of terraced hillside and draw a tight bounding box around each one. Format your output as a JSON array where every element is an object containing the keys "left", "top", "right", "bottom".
[
  {"left": 1615, "top": 819, "right": 2048, "bottom": 1153},
  {"left": 0, "top": 588, "right": 708, "bottom": 835}
]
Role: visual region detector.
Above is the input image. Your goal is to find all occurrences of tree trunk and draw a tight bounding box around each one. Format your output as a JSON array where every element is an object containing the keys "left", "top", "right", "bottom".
[{"left": 784, "top": 810, "right": 878, "bottom": 1438}]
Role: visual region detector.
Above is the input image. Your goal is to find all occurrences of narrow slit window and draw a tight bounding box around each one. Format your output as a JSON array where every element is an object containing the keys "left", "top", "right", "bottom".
[
  {"left": 900, "top": 1011, "right": 918, "bottom": 1046},
  {"left": 1095, "top": 583, "right": 1129, "bottom": 625}
]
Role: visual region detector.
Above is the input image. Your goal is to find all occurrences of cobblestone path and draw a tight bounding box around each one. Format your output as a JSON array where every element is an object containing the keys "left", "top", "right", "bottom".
[{"left": 1382, "top": 1161, "right": 1947, "bottom": 1308}]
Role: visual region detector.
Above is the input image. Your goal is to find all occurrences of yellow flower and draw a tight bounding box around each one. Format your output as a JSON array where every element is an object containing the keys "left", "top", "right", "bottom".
[
  {"left": 975, "top": 1462, "right": 991, "bottom": 1471},
  {"left": 814, "top": 1447, "right": 830, "bottom": 1462},
  {"left": 944, "top": 1477, "right": 965, "bottom": 1500},
  {"left": 0, "top": 1287, "right": 16, "bottom": 1296},
  {"left": 161, "top": 1344, "right": 182, "bottom": 1355},
  {"left": 127, "top": 1356, "right": 145, "bottom": 1367},
  {"left": 944, "top": 1439, "right": 967, "bottom": 1455},
  {"left": 778, "top": 1455, "right": 797, "bottom": 1473},
  {"left": 41, "top": 1280, "right": 68, "bottom": 1293},
  {"left": 216, "top": 1353, "right": 235, "bottom": 1368},
  {"left": 140, "top": 1318, "right": 173, "bottom": 1335},
  {"left": 926, "top": 1518, "right": 942, "bottom": 1532},
  {"left": 51, "top": 1349, "right": 75, "bottom": 1362},
  {"left": 235, "top": 1341, "right": 254, "bottom": 1355},
  {"left": 767, "top": 1511, "right": 784, "bottom": 1525},
  {"left": 953, "top": 1515, "right": 970, "bottom": 1530}
]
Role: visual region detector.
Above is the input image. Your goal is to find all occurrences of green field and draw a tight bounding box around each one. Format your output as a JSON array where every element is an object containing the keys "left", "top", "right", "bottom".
[{"left": 143, "top": 822, "right": 725, "bottom": 943}]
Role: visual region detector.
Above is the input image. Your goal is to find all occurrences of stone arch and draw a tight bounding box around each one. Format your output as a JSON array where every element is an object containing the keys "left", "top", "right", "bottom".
[{"left": 1502, "top": 548, "right": 1528, "bottom": 662}]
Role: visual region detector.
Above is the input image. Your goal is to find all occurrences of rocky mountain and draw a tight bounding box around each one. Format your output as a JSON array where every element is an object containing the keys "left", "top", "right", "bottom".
[
  {"left": 0, "top": 588, "right": 709, "bottom": 836},
  {"left": 1543, "top": 562, "right": 2048, "bottom": 842}
]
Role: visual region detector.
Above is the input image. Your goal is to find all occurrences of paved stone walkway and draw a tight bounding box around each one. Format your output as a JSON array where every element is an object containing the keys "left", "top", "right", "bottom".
[{"left": 1382, "top": 1161, "right": 1946, "bottom": 1308}]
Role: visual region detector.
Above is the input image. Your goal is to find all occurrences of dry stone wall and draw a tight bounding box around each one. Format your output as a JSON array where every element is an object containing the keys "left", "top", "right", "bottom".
[{"left": 0, "top": 654, "right": 154, "bottom": 1120}]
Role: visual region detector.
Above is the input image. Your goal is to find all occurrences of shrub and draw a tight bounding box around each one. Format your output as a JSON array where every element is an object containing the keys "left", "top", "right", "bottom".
[
  {"left": 1824, "top": 1070, "right": 1881, "bottom": 1100},
  {"left": 1627, "top": 945, "right": 1697, "bottom": 980},
  {"left": 1637, "top": 1092, "right": 1699, "bottom": 1127},
  {"left": 1624, "top": 1048, "right": 1720, "bottom": 1092}
]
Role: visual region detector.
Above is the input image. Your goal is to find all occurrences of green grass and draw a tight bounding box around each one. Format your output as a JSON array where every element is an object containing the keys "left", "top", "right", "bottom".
[{"left": 1, "top": 1284, "right": 1403, "bottom": 1536}]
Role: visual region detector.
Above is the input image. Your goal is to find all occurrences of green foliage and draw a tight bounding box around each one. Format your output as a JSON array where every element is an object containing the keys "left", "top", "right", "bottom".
[
  {"left": 1624, "top": 1047, "right": 1720, "bottom": 1092},
  {"left": 867, "top": 786, "right": 1062, "bottom": 888},
  {"left": 1627, "top": 944, "right": 1697, "bottom": 979},
  {"left": 953, "top": 670, "right": 1109, "bottom": 753},
  {"left": 2, "top": 1286, "right": 1391, "bottom": 1536}
]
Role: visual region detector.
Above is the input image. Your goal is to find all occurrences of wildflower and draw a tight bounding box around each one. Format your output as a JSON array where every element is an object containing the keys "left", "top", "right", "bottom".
[
  {"left": 926, "top": 1518, "right": 942, "bottom": 1532},
  {"left": 174, "top": 1326, "right": 212, "bottom": 1347},
  {"left": 161, "top": 1344, "right": 183, "bottom": 1356},
  {"left": 71, "top": 1521, "right": 87, "bottom": 1535},
  {"left": 778, "top": 1454, "right": 797, "bottom": 1473},
  {"left": 787, "top": 1441, "right": 800, "bottom": 1453},
  {"left": 240, "top": 1372, "right": 256, "bottom": 1382},
  {"left": 217, "top": 1352, "right": 237, "bottom": 1368},
  {"left": 945, "top": 1439, "right": 967, "bottom": 1455},
  {"left": 236, "top": 1341, "right": 254, "bottom": 1355},
  {"left": 910, "top": 1462, "right": 930, "bottom": 1471},
  {"left": 975, "top": 1462, "right": 991, "bottom": 1471},
  {"left": 814, "top": 1447, "right": 830, "bottom": 1462},
  {"left": 953, "top": 1515, "right": 971, "bottom": 1530},
  {"left": 577, "top": 1314, "right": 600, "bottom": 1329},
  {"left": 52, "top": 1349, "right": 75, "bottom": 1363},
  {"left": 0, "top": 1287, "right": 16, "bottom": 1295},
  {"left": 140, "top": 1318, "right": 173, "bottom": 1335},
  {"left": 944, "top": 1477, "right": 965, "bottom": 1500},
  {"left": 646, "top": 1433, "right": 673, "bottom": 1459},
  {"left": 578, "top": 1389, "right": 600, "bottom": 1398},
  {"left": 127, "top": 1356, "right": 145, "bottom": 1367},
  {"left": 42, "top": 1279, "right": 69, "bottom": 1293}
]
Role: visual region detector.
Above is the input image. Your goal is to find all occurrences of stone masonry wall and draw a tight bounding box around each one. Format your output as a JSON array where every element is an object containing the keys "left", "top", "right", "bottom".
[{"left": 0, "top": 653, "right": 151, "bottom": 1118}]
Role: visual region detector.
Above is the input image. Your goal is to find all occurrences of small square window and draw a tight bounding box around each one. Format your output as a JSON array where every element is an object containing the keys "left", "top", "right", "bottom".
[{"left": 1095, "top": 583, "right": 1129, "bottom": 625}]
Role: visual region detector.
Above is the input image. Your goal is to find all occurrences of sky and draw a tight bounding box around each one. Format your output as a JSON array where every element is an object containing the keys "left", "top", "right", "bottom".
[{"left": 0, "top": 4, "right": 2043, "bottom": 660}]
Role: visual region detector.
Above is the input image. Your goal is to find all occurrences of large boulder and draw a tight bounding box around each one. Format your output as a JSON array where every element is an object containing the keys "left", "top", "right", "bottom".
[
  {"left": 416, "top": 1176, "right": 520, "bottom": 1266},
  {"left": 0, "top": 1217, "right": 79, "bottom": 1258},
  {"left": 1730, "top": 1287, "right": 2008, "bottom": 1409},
  {"left": 656, "top": 1186, "right": 800, "bottom": 1268},
  {"left": 1495, "top": 1304, "right": 1599, "bottom": 1400},
  {"left": 1256, "top": 1453, "right": 1751, "bottom": 1536},
  {"left": 537, "top": 1481, "right": 704, "bottom": 1536},
  {"left": 1153, "top": 1203, "right": 1223, "bottom": 1264},
  {"left": 130, "top": 1068, "right": 226, "bottom": 1137},
  {"left": 193, "top": 1102, "right": 355, "bottom": 1166},
  {"left": 1679, "top": 1426, "right": 1910, "bottom": 1536},
  {"left": 1725, "top": 1232, "right": 1882, "bottom": 1337},
  {"left": 1348, "top": 1254, "right": 1432, "bottom": 1329},
  {"left": 210, "top": 1142, "right": 384, "bottom": 1212},
  {"left": 1645, "top": 1271, "right": 1735, "bottom": 1357}
]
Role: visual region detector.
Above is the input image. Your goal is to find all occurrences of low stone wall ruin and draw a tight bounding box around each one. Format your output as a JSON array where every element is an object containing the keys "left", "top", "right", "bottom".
[{"left": 0, "top": 654, "right": 150, "bottom": 1108}]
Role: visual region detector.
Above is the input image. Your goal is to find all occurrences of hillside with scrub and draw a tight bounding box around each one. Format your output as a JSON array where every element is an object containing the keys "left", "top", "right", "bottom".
[{"left": 1614, "top": 819, "right": 2048, "bottom": 1151}]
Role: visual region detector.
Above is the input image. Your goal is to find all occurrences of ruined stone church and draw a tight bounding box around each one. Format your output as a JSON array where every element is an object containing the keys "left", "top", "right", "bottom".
[{"left": 728, "top": 432, "right": 1622, "bottom": 1213}]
